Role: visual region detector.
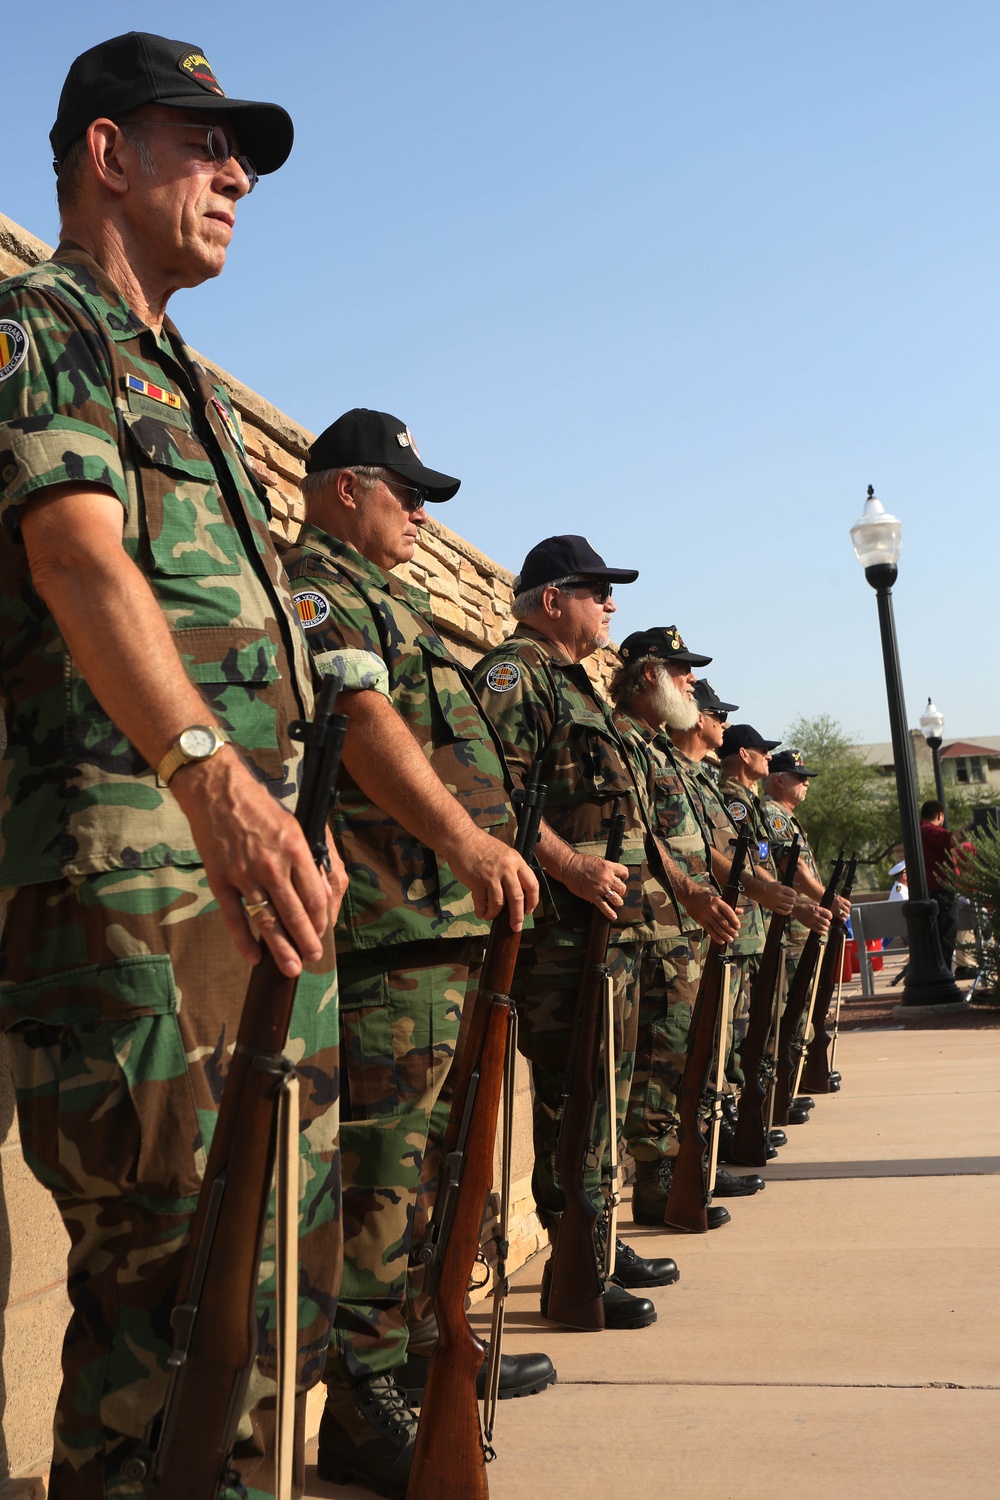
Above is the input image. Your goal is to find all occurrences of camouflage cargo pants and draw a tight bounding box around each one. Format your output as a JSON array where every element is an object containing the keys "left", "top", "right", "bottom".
[
  {"left": 325, "top": 936, "right": 485, "bottom": 1386},
  {"left": 623, "top": 934, "right": 705, "bottom": 1163},
  {"left": 510, "top": 934, "right": 640, "bottom": 1231},
  {"left": 0, "top": 869, "right": 341, "bottom": 1500}
]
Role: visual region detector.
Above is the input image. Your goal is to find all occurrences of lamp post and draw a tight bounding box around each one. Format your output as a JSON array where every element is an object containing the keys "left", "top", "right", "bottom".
[
  {"left": 919, "top": 697, "right": 948, "bottom": 826},
  {"left": 850, "top": 486, "right": 963, "bottom": 1006}
]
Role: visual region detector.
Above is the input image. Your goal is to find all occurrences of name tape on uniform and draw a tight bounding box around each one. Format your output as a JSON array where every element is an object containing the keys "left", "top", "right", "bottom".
[
  {"left": 0, "top": 321, "right": 29, "bottom": 381},
  {"left": 293, "top": 590, "right": 330, "bottom": 628}
]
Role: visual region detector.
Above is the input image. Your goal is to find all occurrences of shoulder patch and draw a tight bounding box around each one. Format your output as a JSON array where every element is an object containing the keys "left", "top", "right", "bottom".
[
  {"left": 769, "top": 812, "right": 787, "bottom": 834},
  {"left": 293, "top": 590, "right": 330, "bottom": 629},
  {"left": 0, "top": 321, "right": 29, "bottom": 382},
  {"left": 727, "top": 800, "right": 747, "bottom": 821},
  {"left": 485, "top": 661, "right": 521, "bottom": 693}
]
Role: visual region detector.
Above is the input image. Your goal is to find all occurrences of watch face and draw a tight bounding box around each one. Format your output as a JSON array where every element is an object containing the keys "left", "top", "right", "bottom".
[{"left": 178, "top": 726, "right": 218, "bottom": 759}]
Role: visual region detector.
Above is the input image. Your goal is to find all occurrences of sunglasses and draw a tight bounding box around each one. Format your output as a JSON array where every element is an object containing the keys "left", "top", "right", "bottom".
[
  {"left": 382, "top": 475, "right": 430, "bottom": 513},
  {"left": 117, "top": 121, "right": 258, "bottom": 193},
  {"left": 560, "top": 579, "right": 614, "bottom": 603},
  {"left": 708, "top": 710, "right": 729, "bottom": 724}
]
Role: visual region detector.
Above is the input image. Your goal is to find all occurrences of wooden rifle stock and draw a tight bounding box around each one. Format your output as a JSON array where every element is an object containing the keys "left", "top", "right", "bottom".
[
  {"left": 128, "top": 679, "right": 348, "bottom": 1500},
  {"left": 730, "top": 838, "right": 802, "bottom": 1166},
  {"left": 772, "top": 854, "right": 844, "bottom": 1127},
  {"left": 544, "top": 799, "right": 626, "bottom": 1331},
  {"left": 664, "top": 831, "right": 752, "bottom": 1233},
  {"left": 801, "top": 855, "right": 858, "bottom": 1093},
  {"left": 406, "top": 768, "right": 546, "bottom": 1500}
]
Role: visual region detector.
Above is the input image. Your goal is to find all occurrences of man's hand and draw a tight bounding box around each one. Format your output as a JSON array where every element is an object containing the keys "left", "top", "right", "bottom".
[
  {"left": 752, "top": 878, "right": 797, "bottom": 915},
  {"left": 795, "top": 900, "right": 832, "bottom": 935},
  {"left": 679, "top": 888, "right": 741, "bottom": 945},
  {"left": 833, "top": 895, "right": 852, "bottom": 922},
  {"left": 172, "top": 749, "right": 336, "bottom": 977},
  {"left": 445, "top": 829, "right": 539, "bottom": 931},
  {"left": 555, "top": 851, "right": 629, "bottom": 921}
]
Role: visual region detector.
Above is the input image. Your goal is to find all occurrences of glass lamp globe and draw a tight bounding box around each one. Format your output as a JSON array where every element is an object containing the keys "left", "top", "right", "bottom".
[
  {"left": 850, "top": 484, "right": 903, "bottom": 569},
  {"left": 920, "top": 698, "right": 945, "bottom": 742}
]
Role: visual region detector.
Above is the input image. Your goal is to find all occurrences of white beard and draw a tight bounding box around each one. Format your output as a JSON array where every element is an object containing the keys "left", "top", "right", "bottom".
[{"left": 650, "top": 671, "right": 699, "bottom": 730}]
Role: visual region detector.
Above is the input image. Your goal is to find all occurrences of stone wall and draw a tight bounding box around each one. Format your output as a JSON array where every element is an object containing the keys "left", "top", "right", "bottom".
[{"left": 0, "top": 210, "right": 614, "bottom": 1487}]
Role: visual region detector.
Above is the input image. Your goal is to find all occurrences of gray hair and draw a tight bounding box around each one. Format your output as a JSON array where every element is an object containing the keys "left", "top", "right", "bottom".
[
  {"left": 609, "top": 654, "right": 659, "bottom": 707},
  {"left": 299, "top": 465, "right": 386, "bottom": 505},
  {"left": 510, "top": 574, "right": 583, "bottom": 621},
  {"left": 57, "top": 119, "right": 157, "bottom": 215}
]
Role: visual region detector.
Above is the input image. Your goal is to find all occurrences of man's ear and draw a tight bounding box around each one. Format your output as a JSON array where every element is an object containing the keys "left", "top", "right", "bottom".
[
  {"left": 334, "top": 470, "right": 362, "bottom": 511},
  {"left": 87, "top": 119, "right": 133, "bottom": 197},
  {"left": 541, "top": 583, "right": 562, "bottom": 618}
]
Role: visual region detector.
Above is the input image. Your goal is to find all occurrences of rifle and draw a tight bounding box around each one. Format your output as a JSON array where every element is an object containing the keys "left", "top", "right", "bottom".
[
  {"left": 801, "top": 854, "right": 858, "bottom": 1094},
  {"left": 664, "top": 830, "right": 752, "bottom": 1233},
  {"left": 544, "top": 798, "right": 627, "bottom": 1331},
  {"left": 124, "top": 678, "right": 348, "bottom": 1500},
  {"left": 407, "top": 767, "right": 546, "bottom": 1500},
  {"left": 729, "top": 837, "right": 802, "bottom": 1167},
  {"left": 771, "top": 853, "right": 845, "bottom": 1128}
]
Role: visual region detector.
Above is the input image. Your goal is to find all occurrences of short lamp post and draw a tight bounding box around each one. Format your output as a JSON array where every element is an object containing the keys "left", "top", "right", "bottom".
[
  {"left": 919, "top": 697, "right": 948, "bottom": 826},
  {"left": 850, "top": 486, "right": 963, "bottom": 1006}
]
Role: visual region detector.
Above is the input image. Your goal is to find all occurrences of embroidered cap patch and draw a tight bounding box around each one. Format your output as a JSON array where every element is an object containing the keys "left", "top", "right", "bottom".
[{"left": 485, "top": 661, "right": 521, "bottom": 693}]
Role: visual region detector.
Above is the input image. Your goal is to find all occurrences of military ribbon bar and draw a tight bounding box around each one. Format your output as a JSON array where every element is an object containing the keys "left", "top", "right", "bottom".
[{"left": 125, "top": 374, "right": 182, "bottom": 410}]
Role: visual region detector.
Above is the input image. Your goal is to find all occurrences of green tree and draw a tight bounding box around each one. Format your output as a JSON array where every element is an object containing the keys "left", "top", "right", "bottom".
[{"left": 781, "top": 715, "right": 900, "bottom": 890}]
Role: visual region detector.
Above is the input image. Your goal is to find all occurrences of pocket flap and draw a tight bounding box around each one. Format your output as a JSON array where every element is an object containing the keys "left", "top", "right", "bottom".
[{"left": 1, "top": 954, "right": 177, "bottom": 1029}]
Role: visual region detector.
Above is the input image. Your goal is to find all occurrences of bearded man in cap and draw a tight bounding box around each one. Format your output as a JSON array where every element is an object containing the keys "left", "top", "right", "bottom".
[
  {"left": 282, "top": 410, "right": 551, "bottom": 1497},
  {"left": 0, "top": 32, "right": 345, "bottom": 1498},
  {"left": 611, "top": 647, "right": 772, "bottom": 1220},
  {"left": 475, "top": 537, "right": 680, "bottom": 1331}
]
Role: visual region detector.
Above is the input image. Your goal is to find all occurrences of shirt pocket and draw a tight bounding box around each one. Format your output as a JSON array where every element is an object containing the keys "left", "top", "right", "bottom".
[
  {"left": 124, "top": 411, "right": 244, "bottom": 577},
  {"left": 426, "top": 661, "right": 510, "bottom": 832},
  {"left": 1, "top": 954, "right": 204, "bottom": 1201},
  {"left": 174, "top": 624, "right": 285, "bottom": 781}
]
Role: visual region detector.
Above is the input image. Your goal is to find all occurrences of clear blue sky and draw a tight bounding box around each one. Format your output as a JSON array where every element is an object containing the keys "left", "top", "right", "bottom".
[{"left": 4, "top": 1, "right": 997, "bottom": 746}]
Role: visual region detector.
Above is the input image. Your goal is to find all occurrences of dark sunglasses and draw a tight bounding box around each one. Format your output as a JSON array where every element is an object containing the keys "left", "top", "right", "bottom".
[
  {"left": 115, "top": 121, "right": 258, "bottom": 193},
  {"left": 382, "top": 475, "right": 430, "bottom": 512},
  {"left": 560, "top": 578, "right": 614, "bottom": 603},
  {"left": 708, "top": 710, "right": 729, "bottom": 724}
]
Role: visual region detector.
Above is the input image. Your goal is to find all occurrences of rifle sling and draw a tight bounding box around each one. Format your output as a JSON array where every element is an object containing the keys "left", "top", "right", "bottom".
[
  {"left": 483, "top": 1006, "right": 519, "bottom": 1453},
  {"left": 275, "top": 1071, "right": 300, "bottom": 1500}
]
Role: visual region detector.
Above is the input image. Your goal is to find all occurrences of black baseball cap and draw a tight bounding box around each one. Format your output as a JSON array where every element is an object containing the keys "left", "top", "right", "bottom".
[
  {"left": 618, "top": 626, "right": 711, "bottom": 668},
  {"left": 693, "top": 679, "right": 739, "bottom": 714},
  {"left": 769, "top": 749, "right": 819, "bottom": 777},
  {"left": 306, "top": 409, "right": 460, "bottom": 500},
  {"left": 51, "top": 32, "right": 294, "bottom": 175},
  {"left": 720, "top": 724, "right": 781, "bottom": 756},
  {"left": 513, "top": 535, "right": 638, "bottom": 596}
]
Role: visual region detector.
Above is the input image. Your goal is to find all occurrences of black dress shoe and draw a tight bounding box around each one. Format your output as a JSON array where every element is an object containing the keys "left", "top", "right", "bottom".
[
  {"left": 713, "top": 1168, "right": 765, "bottom": 1197},
  {"left": 787, "top": 1106, "right": 811, "bottom": 1124},
  {"left": 540, "top": 1260, "right": 656, "bottom": 1328},
  {"left": 792, "top": 1095, "right": 815, "bottom": 1110},
  {"left": 603, "top": 1279, "right": 657, "bottom": 1329},
  {"left": 769, "top": 1128, "right": 788, "bottom": 1147},
  {"left": 612, "top": 1237, "right": 679, "bottom": 1289},
  {"left": 396, "top": 1345, "right": 557, "bottom": 1407}
]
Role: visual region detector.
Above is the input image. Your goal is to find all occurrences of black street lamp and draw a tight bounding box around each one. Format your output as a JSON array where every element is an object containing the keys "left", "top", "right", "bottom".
[
  {"left": 919, "top": 697, "right": 948, "bottom": 826},
  {"left": 850, "top": 486, "right": 963, "bottom": 1007}
]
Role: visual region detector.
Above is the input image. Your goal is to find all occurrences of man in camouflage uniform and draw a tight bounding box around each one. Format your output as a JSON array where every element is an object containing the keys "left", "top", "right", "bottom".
[
  {"left": 0, "top": 33, "right": 345, "bottom": 1500},
  {"left": 609, "top": 633, "right": 752, "bottom": 1231},
  {"left": 761, "top": 749, "right": 851, "bottom": 984},
  {"left": 475, "top": 536, "right": 680, "bottom": 1332},
  {"left": 718, "top": 725, "right": 831, "bottom": 1124},
  {"left": 281, "top": 409, "right": 551, "bottom": 1497},
  {"left": 761, "top": 750, "right": 851, "bottom": 1089}
]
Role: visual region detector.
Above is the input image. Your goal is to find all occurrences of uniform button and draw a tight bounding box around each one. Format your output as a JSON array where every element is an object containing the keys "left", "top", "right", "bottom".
[{"left": 2, "top": 463, "right": 17, "bottom": 484}]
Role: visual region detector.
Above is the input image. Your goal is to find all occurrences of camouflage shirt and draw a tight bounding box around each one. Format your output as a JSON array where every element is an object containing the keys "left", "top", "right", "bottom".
[
  {"left": 281, "top": 524, "right": 515, "bottom": 951},
  {"left": 615, "top": 712, "right": 715, "bottom": 939},
  {"left": 0, "top": 248, "right": 312, "bottom": 887},
  {"left": 673, "top": 750, "right": 766, "bottom": 956},
  {"left": 761, "top": 797, "right": 821, "bottom": 950},
  {"left": 474, "top": 626, "right": 661, "bottom": 945}
]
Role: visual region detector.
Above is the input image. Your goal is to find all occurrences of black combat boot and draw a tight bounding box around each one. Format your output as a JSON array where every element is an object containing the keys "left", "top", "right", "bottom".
[
  {"left": 630, "top": 1157, "right": 730, "bottom": 1230},
  {"left": 396, "top": 1342, "right": 557, "bottom": 1406},
  {"left": 317, "top": 1374, "right": 417, "bottom": 1498},
  {"left": 611, "top": 1237, "right": 679, "bottom": 1288},
  {"left": 712, "top": 1167, "right": 766, "bottom": 1197},
  {"left": 539, "top": 1257, "right": 657, "bottom": 1329}
]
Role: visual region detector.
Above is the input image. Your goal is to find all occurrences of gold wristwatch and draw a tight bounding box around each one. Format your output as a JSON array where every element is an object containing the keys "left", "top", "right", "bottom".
[{"left": 156, "top": 725, "right": 228, "bottom": 786}]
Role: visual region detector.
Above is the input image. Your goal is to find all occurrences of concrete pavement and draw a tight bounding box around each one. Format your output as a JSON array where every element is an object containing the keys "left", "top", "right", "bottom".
[{"left": 304, "top": 1026, "right": 1000, "bottom": 1500}]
